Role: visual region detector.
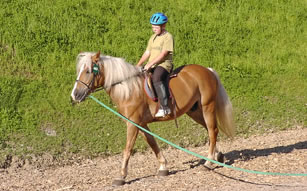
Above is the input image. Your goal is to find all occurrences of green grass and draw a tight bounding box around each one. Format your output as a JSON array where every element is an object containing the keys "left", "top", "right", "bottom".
[{"left": 0, "top": 0, "right": 306, "bottom": 164}]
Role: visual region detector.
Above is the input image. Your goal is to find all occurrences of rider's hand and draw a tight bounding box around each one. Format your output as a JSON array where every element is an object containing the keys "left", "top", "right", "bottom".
[
  {"left": 144, "top": 63, "right": 152, "bottom": 71},
  {"left": 141, "top": 66, "right": 147, "bottom": 73}
]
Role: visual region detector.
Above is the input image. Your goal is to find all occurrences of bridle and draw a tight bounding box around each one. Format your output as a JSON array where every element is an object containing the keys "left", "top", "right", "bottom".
[
  {"left": 75, "top": 62, "right": 143, "bottom": 95},
  {"left": 75, "top": 61, "right": 100, "bottom": 101},
  {"left": 75, "top": 77, "right": 95, "bottom": 92}
]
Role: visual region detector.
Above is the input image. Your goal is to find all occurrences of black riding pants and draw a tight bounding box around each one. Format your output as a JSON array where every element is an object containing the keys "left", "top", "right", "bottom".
[{"left": 152, "top": 66, "right": 169, "bottom": 83}]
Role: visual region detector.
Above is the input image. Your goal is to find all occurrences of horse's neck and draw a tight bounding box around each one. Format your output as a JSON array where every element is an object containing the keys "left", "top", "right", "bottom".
[{"left": 106, "top": 74, "right": 145, "bottom": 103}]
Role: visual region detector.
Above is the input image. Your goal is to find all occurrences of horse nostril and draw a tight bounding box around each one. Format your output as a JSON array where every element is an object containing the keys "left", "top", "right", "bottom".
[
  {"left": 76, "top": 92, "right": 83, "bottom": 100},
  {"left": 73, "top": 90, "right": 80, "bottom": 99}
]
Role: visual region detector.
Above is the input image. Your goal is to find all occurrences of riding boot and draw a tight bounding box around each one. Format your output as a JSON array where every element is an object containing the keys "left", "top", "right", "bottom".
[{"left": 153, "top": 81, "right": 171, "bottom": 117}]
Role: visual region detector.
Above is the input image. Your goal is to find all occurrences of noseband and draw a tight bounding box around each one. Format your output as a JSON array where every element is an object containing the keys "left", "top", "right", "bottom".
[{"left": 75, "top": 78, "right": 95, "bottom": 92}]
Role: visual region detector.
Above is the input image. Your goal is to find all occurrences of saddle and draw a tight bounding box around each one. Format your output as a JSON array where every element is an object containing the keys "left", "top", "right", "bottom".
[
  {"left": 144, "top": 66, "right": 185, "bottom": 124},
  {"left": 144, "top": 65, "right": 185, "bottom": 102}
]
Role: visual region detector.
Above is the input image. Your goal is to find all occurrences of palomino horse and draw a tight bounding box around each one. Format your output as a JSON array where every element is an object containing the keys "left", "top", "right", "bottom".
[{"left": 71, "top": 51, "right": 235, "bottom": 185}]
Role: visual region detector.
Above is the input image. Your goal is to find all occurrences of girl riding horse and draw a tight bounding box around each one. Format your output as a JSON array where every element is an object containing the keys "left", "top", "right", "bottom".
[{"left": 71, "top": 50, "right": 235, "bottom": 185}]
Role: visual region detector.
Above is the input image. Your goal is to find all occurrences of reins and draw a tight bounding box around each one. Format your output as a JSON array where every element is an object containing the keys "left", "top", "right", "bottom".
[
  {"left": 76, "top": 64, "right": 143, "bottom": 94},
  {"left": 91, "top": 72, "right": 144, "bottom": 93}
]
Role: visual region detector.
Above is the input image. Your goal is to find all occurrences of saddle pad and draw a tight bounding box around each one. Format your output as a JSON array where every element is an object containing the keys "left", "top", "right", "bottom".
[{"left": 144, "top": 75, "right": 158, "bottom": 102}]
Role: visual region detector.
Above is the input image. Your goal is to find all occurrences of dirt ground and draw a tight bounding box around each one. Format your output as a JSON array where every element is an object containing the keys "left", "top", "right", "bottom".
[{"left": 1, "top": 128, "right": 306, "bottom": 191}]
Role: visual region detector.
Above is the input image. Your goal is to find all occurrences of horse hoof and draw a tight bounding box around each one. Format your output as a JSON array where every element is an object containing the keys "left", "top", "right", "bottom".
[
  {"left": 203, "top": 164, "right": 214, "bottom": 171},
  {"left": 204, "top": 161, "right": 215, "bottom": 171},
  {"left": 158, "top": 170, "right": 169, "bottom": 176},
  {"left": 217, "top": 152, "right": 225, "bottom": 163},
  {"left": 112, "top": 179, "right": 125, "bottom": 186}
]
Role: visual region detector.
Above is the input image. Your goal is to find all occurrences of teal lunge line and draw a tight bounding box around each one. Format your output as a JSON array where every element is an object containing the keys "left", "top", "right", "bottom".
[{"left": 89, "top": 95, "right": 307, "bottom": 177}]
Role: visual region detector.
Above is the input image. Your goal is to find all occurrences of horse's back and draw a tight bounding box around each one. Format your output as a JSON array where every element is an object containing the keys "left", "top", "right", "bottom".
[
  {"left": 169, "top": 64, "right": 218, "bottom": 111},
  {"left": 171, "top": 64, "right": 217, "bottom": 92}
]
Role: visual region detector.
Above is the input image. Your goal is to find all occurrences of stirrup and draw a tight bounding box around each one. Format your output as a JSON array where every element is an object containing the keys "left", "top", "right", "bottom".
[{"left": 155, "top": 107, "right": 171, "bottom": 118}]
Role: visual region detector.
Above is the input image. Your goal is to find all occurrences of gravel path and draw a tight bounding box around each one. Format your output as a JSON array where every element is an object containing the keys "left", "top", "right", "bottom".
[{"left": 1, "top": 128, "right": 306, "bottom": 191}]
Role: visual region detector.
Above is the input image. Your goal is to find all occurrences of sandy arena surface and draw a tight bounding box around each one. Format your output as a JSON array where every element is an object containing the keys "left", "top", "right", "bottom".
[{"left": 1, "top": 128, "right": 306, "bottom": 191}]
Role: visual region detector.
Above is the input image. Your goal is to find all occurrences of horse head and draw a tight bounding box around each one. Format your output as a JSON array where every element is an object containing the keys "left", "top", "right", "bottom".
[{"left": 71, "top": 51, "right": 105, "bottom": 104}]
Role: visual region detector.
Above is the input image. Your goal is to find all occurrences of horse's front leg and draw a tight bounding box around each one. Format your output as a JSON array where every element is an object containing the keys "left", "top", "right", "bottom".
[
  {"left": 113, "top": 123, "right": 139, "bottom": 186},
  {"left": 139, "top": 125, "right": 168, "bottom": 176}
]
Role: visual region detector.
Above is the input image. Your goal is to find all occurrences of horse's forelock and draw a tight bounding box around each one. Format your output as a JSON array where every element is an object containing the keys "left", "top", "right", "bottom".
[{"left": 76, "top": 52, "right": 96, "bottom": 75}]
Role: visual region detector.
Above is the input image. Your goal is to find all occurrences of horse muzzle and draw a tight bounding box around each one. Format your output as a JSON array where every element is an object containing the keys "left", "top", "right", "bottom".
[
  {"left": 70, "top": 96, "right": 79, "bottom": 106},
  {"left": 71, "top": 89, "right": 88, "bottom": 105}
]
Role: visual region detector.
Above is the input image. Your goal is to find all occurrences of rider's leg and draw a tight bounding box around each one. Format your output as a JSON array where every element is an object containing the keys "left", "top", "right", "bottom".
[{"left": 152, "top": 66, "right": 170, "bottom": 117}]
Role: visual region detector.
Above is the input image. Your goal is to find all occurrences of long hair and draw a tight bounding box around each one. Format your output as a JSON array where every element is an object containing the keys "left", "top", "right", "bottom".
[
  {"left": 76, "top": 52, "right": 143, "bottom": 100},
  {"left": 209, "top": 68, "right": 235, "bottom": 138}
]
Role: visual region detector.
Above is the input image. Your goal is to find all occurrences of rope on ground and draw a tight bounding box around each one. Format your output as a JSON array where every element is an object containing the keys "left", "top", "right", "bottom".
[{"left": 89, "top": 95, "right": 307, "bottom": 177}]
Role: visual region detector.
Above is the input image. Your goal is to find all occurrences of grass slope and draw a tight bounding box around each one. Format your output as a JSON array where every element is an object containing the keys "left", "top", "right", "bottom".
[{"left": 0, "top": 0, "right": 306, "bottom": 163}]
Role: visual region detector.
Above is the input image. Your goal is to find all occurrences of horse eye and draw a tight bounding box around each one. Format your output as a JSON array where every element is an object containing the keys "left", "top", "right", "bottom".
[{"left": 86, "top": 70, "right": 90, "bottom": 74}]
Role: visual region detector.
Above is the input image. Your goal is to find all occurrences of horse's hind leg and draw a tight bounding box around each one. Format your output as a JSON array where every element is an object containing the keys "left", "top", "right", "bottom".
[
  {"left": 202, "top": 101, "right": 220, "bottom": 168},
  {"left": 187, "top": 103, "right": 223, "bottom": 168},
  {"left": 139, "top": 125, "right": 168, "bottom": 176},
  {"left": 186, "top": 104, "right": 207, "bottom": 129}
]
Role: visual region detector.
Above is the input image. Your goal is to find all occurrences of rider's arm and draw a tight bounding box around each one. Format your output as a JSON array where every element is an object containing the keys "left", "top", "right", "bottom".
[
  {"left": 137, "top": 50, "right": 150, "bottom": 67},
  {"left": 144, "top": 50, "right": 169, "bottom": 70}
]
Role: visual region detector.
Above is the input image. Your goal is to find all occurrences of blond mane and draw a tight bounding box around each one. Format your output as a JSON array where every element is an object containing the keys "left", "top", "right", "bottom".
[{"left": 76, "top": 52, "right": 143, "bottom": 100}]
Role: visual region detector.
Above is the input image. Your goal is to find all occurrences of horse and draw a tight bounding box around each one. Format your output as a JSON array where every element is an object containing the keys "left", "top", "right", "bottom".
[{"left": 70, "top": 51, "right": 235, "bottom": 185}]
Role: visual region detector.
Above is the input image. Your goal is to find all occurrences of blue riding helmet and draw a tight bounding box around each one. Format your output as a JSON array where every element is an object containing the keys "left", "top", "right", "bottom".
[{"left": 150, "top": 13, "right": 168, "bottom": 25}]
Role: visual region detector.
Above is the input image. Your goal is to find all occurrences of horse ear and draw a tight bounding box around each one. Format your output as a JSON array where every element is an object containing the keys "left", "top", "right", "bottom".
[
  {"left": 95, "top": 51, "right": 100, "bottom": 61},
  {"left": 93, "top": 51, "right": 101, "bottom": 63}
]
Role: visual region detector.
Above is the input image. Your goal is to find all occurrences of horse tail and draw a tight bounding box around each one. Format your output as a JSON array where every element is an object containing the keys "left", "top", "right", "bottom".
[{"left": 209, "top": 68, "right": 236, "bottom": 138}]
